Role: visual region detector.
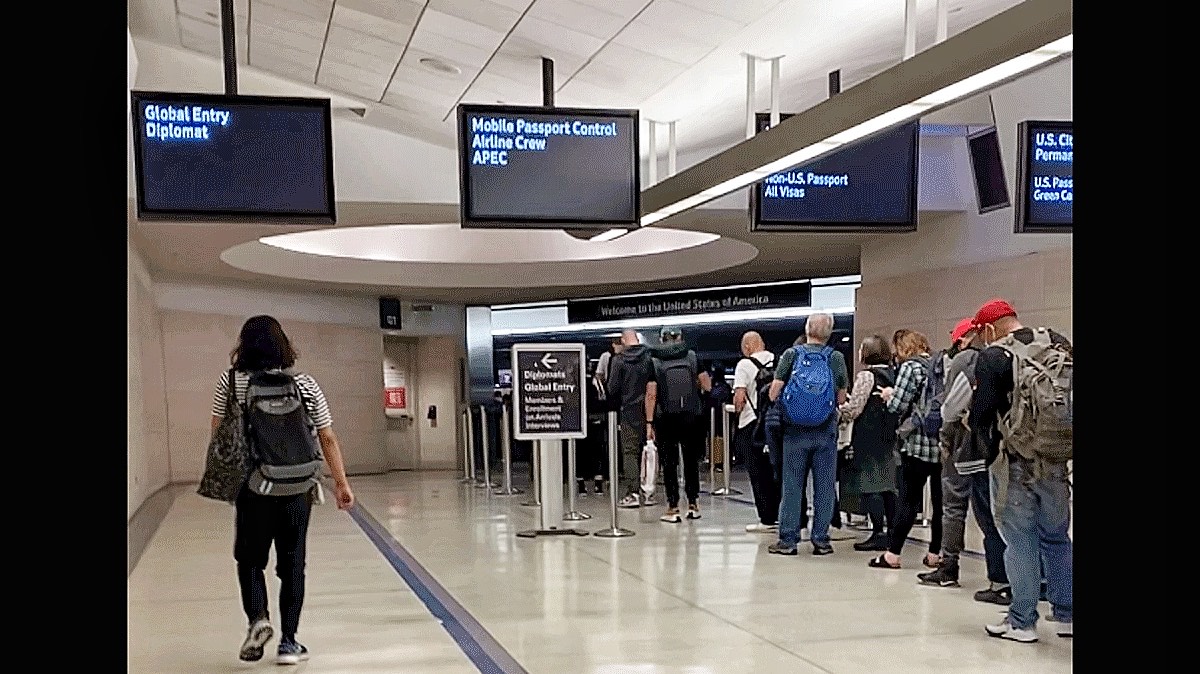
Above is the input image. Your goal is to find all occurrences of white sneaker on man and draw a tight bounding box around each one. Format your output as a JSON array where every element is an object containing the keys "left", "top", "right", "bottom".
[
  {"left": 985, "top": 619, "right": 1038, "bottom": 643},
  {"left": 746, "top": 523, "right": 779, "bottom": 533}
]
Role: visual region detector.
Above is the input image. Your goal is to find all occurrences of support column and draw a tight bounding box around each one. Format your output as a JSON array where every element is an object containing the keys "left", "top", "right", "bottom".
[
  {"left": 935, "top": 0, "right": 949, "bottom": 43},
  {"left": 769, "top": 57, "right": 781, "bottom": 127},
  {"left": 903, "top": 0, "right": 918, "bottom": 60},
  {"left": 667, "top": 121, "right": 677, "bottom": 177},
  {"left": 647, "top": 120, "right": 658, "bottom": 185},
  {"left": 745, "top": 54, "right": 757, "bottom": 139}
]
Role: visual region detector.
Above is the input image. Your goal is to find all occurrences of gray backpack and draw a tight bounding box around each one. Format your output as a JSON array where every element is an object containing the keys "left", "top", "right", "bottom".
[
  {"left": 995, "top": 329, "right": 1073, "bottom": 466},
  {"left": 243, "top": 370, "right": 324, "bottom": 497}
]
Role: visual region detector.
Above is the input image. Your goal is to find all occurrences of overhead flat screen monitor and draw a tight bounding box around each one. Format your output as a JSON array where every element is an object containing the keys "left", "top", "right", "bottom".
[
  {"left": 130, "top": 90, "right": 336, "bottom": 223},
  {"left": 457, "top": 103, "right": 640, "bottom": 229},
  {"left": 1014, "top": 120, "right": 1072, "bottom": 233},
  {"left": 751, "top": 113, "right": 919, "bottom": 232},
  {"left": 966, "top": 126, "right": 1011, "bottom": 214}
]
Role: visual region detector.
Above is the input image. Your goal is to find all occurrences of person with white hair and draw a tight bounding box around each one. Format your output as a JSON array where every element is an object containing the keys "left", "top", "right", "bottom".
[{"left": 766, "top": 313, "right": 848, "bottom": 556}]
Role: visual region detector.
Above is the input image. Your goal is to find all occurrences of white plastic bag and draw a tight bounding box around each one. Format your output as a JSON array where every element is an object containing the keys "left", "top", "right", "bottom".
[{"left": 640, "top": 440, "right": 659, "bottom": 497}]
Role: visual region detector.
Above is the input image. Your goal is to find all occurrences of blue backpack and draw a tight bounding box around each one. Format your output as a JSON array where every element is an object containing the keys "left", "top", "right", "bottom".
[{"left": 781, "top": 345, "right": 836, "bottom": 427}]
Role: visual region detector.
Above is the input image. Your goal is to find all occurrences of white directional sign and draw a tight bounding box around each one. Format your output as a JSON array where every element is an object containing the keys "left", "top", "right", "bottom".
[{"left": 511, "top": 343, "right": 587, "bottom": 441}]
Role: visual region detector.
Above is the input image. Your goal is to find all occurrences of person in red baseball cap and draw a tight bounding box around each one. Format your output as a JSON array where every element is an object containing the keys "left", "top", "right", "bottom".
[
  {"left": 917, "top": 318, "right": 1012, "bottom": 602},
  {"left": 968, "top": 299, "right": 1074, "bottom": 643}
]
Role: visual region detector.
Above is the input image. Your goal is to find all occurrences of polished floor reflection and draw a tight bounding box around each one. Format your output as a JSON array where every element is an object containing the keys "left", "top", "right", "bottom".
[{"left": 129, "top": 472, "right": 1072, "bottom": 673}]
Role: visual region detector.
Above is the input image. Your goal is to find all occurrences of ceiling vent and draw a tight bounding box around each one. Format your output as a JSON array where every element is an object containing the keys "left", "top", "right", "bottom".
[{"left": 419, "top": 57, "right": 462, "bottom": 76}]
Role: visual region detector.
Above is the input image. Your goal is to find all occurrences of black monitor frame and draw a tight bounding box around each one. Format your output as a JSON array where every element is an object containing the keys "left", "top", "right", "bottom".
[
  {"left": 456, "top": 103, "right": 641, "bottom": 230},
  {"left": 750, "top": 114, "right": 919, "bottom": 233},
  {"left": 965, "top": 125, "right": 1012, "bottom": 215},
  {"left": 1014, "top": 119, "right": 1072, "bottom": 234},
  {"left": 130, "top": 90, "right": 337, "bottom": 224}
]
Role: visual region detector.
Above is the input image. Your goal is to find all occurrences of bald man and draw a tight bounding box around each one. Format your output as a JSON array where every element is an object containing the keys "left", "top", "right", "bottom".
[{"left": 733, "top": 331, "right": 781, "bottom": 533}]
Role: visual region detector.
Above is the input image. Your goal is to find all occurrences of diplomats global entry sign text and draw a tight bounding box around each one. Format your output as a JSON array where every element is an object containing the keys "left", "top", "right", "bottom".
[{"left": 566, "top": 282, "right": 812, "bottom": 324}]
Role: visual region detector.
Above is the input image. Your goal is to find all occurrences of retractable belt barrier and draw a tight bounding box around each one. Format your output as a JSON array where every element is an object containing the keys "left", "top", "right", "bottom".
[
  {"left": 594, "top": 411, "right": 634, "bottom": 538},
  {"left": 712, "top": 404, "right": 742, "bottom": 497},
  {"left": 494, "top": 403, "right": 523, "bottom": 496}
]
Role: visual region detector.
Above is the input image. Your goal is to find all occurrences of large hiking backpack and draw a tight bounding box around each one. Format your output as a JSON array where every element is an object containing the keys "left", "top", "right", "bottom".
[
  {"left": 912, "top": 350, "right": 949, "bottom": 439},
  {"left": 656, "top": 351, "right": 701, "bottom": 415},
  {"left": 781, "top": 345, "right": 836, "bottom": 427},
  {"left": 996, "top": 328, "right": 1073, "bottom": 464},
  {"left": 243, "top": 370, "right": 325, "bottom": 497}
]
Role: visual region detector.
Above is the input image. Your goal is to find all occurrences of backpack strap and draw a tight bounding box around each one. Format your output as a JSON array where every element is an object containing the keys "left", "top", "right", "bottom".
[
  {"left": 227, "top": 368, "right": 239, "bottom": 405},
  {"left": 820, "top": 345, "right": 833, "bottom": 358}
]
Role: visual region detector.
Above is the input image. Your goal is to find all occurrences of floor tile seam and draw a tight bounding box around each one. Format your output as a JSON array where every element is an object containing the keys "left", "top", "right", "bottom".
[{"left": 567, "top": 543, "right": 837, "bottom": 674}]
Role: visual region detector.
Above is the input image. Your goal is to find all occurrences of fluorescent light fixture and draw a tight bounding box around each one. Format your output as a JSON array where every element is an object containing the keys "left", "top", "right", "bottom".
[
  {"left": 589, "top": 228, "right": 629, "bottom": 242},
  {"left": 638, "top": 0, "right": 1071, "bottom": 226},
  {"left": 491, "top": 305, "right": 856, "bottom": 337}
]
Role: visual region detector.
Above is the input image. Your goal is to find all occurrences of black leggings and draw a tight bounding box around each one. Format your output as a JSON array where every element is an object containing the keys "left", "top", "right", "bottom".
[
  {"left": 863, "top": 490, "right": 897, "bottom": 534},
  {"left": 234, "top": 488, "right": 312, "bottom": 638},
  {"left": 888, "top": 454, "right": 943, "bottom": 556}
]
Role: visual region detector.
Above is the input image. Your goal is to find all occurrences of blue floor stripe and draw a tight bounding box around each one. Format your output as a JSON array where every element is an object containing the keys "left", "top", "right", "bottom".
[
  {"left": 723, "top": 494, "right": 986, "bottom": 560},
  {"left": 347, "top": 505, "right": 528, "bottom": 674}
]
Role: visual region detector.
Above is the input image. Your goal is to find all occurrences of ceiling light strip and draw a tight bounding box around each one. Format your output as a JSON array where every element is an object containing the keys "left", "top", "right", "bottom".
[{"left": 638, "top": 0, "right": 1072, "bottom": 226}]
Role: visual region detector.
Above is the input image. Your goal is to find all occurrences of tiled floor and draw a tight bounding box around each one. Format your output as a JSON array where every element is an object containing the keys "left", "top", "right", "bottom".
[{"left": 129, "top": 472, "right": 1072, "bottom": 673}]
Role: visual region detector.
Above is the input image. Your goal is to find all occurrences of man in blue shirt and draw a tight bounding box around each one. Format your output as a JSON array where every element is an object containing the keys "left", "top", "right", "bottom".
[{"left": 766, "top": 313, "right": 849, "bottom": 556}]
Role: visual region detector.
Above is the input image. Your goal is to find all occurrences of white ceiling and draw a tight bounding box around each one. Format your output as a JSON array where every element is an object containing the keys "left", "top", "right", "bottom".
[
  {"left": 126, "top": 0, "right": 1064, "bottom": 305},
  {"left": 129, "top": 0, "right": 1022, "bottom": 156}
]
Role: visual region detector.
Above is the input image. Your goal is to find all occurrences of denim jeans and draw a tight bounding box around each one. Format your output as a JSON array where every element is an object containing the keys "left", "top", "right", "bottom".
[
  {"left": 993, "top": 455, "right": 1073, "bottom": 629},
  {"left": 777, "top": 415, "right": 838, "bottom": 548}
]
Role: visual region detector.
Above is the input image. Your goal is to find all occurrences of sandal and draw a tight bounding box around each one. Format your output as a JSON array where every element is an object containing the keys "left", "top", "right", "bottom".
[{"left": 868, "top": 554, "right": 901, "bottom": 569}]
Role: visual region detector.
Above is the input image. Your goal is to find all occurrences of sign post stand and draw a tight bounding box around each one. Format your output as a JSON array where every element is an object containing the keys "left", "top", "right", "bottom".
[{"left": 512, "top": 343, "right": 590, "bottom": 539}]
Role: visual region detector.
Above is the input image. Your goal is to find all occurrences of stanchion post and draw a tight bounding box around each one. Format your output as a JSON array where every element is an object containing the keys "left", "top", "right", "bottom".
[
  {"left": 564, "top": 438, "right": 591, "bottom": 521},
  {"left": 708, "top": 406, "right": 716, "bottom": 492},
  {"left": 465, "top": 407, "right": 478, "bottom": 484},
  {"left": 713, "top": 404, "right": 743, "bottom": 496},
  {"left": 477, "top": 404, "right": 495, "bottom": 489},
  {"left": 460, "top": 408, "right": 473, "bottom": 483},
  {"left": 594, "top": 411, "right": 634, "bottom": 537},
  {"left": 495, "top": 402, "right": 523, "bottom": 495}
]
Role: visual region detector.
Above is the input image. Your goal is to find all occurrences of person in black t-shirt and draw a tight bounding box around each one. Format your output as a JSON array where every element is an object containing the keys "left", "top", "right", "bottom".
[{"left": 970, "top": 299, "right": 1073, "bottom": 643}]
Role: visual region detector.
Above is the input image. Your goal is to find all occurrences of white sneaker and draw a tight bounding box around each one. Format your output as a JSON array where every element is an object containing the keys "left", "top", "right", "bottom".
[
  {"left": 746, "top": 523, "right": 779, "bottom": 533},
  {"left": 238, "top": 619, "right": 274, "bottom": 661},
  {"left": 642, "top": 492, "right": 658, "bottom": 507},
  {"left": 618, "top": 494, "right": 641, "bottom": 508},
  {"left": 1046, "top": 614, "right": 1073, "bottom": 637},
  {"left": 985, "top": 619, "right": 1038, "bottom": 643}
]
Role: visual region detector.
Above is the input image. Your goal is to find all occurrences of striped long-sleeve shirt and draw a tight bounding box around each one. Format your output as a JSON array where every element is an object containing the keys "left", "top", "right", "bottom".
[
  {"left": 211, "top": 370, "right": 334, "bottom": 429},
  {"left": 886, "top": 357, "right": 939, "bottom": 463}
]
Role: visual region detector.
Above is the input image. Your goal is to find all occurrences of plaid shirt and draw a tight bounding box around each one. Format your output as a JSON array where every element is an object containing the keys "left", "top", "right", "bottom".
[{"left": 887, "top": 357, "right": 940, "bottom": 463}]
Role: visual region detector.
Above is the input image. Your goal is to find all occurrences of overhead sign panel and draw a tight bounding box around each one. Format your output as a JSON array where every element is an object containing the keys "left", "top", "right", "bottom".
[
  {"left": 511, "top": 343, "right": 587, "bottom": 441},
  {"left": 1014, "top": 120, "right": 1072, "bottom": 233},
  {"left": 751, "top": 113, "right": 919, "bottom": 232},
  {"left": 456, "top": 103, "right": 641, "bottom": 229},
  {"left": 130, "top": 90, "right": 336, "bottom": 223},
  {"left": 566, "top": 282, "right": 813, "bottom": 324}
]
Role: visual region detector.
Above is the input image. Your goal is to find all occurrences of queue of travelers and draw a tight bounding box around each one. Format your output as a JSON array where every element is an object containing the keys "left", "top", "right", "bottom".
[{"left": 590, "top": 299, "right": 1072, "bottom": 644}]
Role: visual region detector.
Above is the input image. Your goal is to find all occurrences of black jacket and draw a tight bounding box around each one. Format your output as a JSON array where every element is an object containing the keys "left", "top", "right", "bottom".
[{"left": 605, "top": 345, "right": 655, "bottom": 419}]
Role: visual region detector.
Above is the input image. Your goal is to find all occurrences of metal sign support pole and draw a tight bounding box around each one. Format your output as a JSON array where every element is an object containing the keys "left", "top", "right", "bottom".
[
  {"left": 594, "top": 411, "right": 634, "bottom": 537},
  {"left": 517, "top": 439, "right": 587, "bottom": 538},
  {"left": 563, "top": 439, "right": 591, "bottom": 521},
  {"left": 521, "top": 441, "right": 542, "bottom": 506},
  {"left": 707, "top": 407, "right": 716, "bottom": 492},
  {"left": 495, "top": 403, "right": 522, "bottom": 495}
]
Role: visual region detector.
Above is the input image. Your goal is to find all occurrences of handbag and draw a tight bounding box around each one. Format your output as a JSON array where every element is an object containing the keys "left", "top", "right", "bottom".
[{"left": 197, "top": 369, "right": 253, "bottom": 503}]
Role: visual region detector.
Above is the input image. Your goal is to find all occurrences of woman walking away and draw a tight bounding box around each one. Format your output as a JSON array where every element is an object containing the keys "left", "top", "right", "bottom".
[
  {"left": 838, "top": 336, "right": 900, "bottom": 551},
  {"left": 210, "top": 315, "right": 355, "bottom": 665}
]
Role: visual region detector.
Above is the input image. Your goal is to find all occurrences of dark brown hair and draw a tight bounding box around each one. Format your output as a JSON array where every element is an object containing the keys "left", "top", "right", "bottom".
[
  {"left": 231, "top": 315, "right": 298, "bottom": 371},
  {"left": 860, "top": 335, "right": 892, "bottom": 366}
]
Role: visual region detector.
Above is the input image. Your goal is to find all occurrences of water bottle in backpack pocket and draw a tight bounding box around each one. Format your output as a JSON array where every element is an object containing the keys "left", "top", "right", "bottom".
[
  {"left": 781, "top": 346, "right": 836, "bottom": 427},
  {"left": 244, "top": 370, "right": 325, "bottom": 497}
]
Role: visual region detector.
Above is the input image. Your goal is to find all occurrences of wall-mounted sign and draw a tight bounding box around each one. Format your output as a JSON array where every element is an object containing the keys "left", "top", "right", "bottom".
[
  {"left": 566, "top": 282, "right": 812, "bottom": 324},
  {"left": 384, "top": 387, "right": 407, "bottom": 410}
]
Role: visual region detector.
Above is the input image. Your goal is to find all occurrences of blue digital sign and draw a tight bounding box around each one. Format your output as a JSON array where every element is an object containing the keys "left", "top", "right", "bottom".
[
  {"left": 457, "top": 104, "right": 640, "bottom": 229},
  {"left": 1015, "top": 120, "right": 1072, "bottom": 233},
  {"left": 131, "top": 91, "right": 336, "bottom": 223},
  {"left": 752, "top": 114, "right": 919, "bottom": 232}
]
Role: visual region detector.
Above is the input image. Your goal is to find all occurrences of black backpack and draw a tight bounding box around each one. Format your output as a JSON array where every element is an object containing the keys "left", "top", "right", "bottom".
[
  {"left": 746, "top": 355, "right": 776, "bottom": 448},
  {"left": 243, "top": 370, "right": 324, "bottom": 497},
  {"left": 655, "top": 351, "right": 701, "bottom": 416}
]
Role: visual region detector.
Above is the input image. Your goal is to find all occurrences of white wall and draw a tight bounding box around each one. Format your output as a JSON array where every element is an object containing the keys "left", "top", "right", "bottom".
[
  {"left": 414, "top": 336, "right": 462, "bottom": 470},
  {"left": 128, "top": 242, "right": 171, "bottom": 519}
]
